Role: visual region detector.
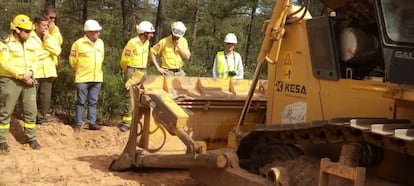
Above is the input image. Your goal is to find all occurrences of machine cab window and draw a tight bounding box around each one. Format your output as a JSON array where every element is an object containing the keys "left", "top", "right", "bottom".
[{"left": 381, "top": 0, "right": 414, "bottom": 44}]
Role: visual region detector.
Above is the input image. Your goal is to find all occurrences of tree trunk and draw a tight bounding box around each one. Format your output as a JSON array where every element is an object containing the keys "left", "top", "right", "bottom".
[
  {"left": 191, "top": 0, "right": 200, "bottom": 49},
  {"left": 44, "top": 0, "right": 55, "bottom": 9},
  {"left": 154, "top": 0, "right": 166, "bottom": 42},
  {"left": 82, "top": 0, "right": 88, "bottom": 23},
  {"left": 244, "top": 1, "right": 258, "bottom": 66},
  {"left": 121, "top": 0, "right": 134, "bottom": 42}
]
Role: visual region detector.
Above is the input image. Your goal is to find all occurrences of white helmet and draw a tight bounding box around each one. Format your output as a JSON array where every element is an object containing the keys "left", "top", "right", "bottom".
[
  {"left": 136, "top": 21, "right": 155, "bottom": 34},
  {"left": 224, "top": 33, "right": 237, "bottom": 44},
  {"left": 171, "top": 21, "right": 186, "bottom": 37},
  {"left": 84, "top": 19, "right": 102, "bottom": 31}
]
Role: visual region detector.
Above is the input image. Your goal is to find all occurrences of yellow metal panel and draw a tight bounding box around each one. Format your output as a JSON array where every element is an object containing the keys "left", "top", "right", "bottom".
[
  {"left": 393, "top": 100, "right": 414, "bottom": 123},
  {"left": 164, "top": 76, "right": 201, "bottom": 97},
  {"left": 229, "top": 79, "right": 268, "bottom": 98},
  {"left": 196, "top": 78, "right": 233, "bottom": 98},
  {"left": 320, "top": 79, "right": 394, "bottom": 119},
  {"left": 142, "top": 75, "right": 165, "bottom": 90},
  {"left": 267, "top": 20, "right": 323, "bottom": 125}
]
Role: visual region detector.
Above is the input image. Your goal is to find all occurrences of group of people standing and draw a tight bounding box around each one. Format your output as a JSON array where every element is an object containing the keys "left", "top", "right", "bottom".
[
  {"left": 0, "top": 8, "right": 245, "bottom": 152},
  {"left": 118, "top": 21, "right": 245, "bottom": 131},
  {"left": 0, "top": 7, "right": 62, "bottom": 152}
]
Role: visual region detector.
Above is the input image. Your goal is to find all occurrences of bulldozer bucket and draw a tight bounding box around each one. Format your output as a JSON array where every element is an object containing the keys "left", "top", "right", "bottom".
[{"left": 110, "top": 75, "right": 266, "bottom": 171}]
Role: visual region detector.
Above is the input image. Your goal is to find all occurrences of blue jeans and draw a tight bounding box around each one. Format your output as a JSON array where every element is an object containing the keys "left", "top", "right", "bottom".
[{"left": 75, "top": 82, "right": 101, "bottom": 125}]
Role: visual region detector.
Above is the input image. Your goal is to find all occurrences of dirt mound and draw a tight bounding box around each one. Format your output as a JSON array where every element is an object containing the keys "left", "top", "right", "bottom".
[{"left": 0, "top": 115, "right": 201, "bottom": 186}]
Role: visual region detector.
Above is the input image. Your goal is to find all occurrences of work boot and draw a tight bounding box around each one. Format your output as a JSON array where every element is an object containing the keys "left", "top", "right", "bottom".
[
  {"left": 119, "top": 125, "right": 129, "bottom": 132},
  {"left": 88, "top": 124, "right": 101, "bottom": 130},
  {"left": 0, "top": 142, "right": 10, "bottom": 153},
  {"left": 28, "top": 140, "right": 41, "bottom": 150},
  {"left": 72, "top": 125, "right": 81, "bottom": 133}
]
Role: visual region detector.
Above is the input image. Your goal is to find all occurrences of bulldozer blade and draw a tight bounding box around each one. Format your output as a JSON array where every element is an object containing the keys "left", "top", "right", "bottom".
[
  {"left": 190, "top": 149, "right": 273, "bottom": 186},
  {"left": 109, "top": 151, "right": 134, "bottom": 171},
  {"left": 190, "top": 167, "right": 272, "bottom": 186},
  {"left": 109, "top": 87, "right": 141, "bottom": 171},
  {"left": 136, "top": 150, "right": 227, "bottom": 169}
]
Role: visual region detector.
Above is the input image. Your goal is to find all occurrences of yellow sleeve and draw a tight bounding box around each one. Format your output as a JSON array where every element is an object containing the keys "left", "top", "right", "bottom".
[
  {"left": 44, "top": 36, "right": 62, "bottom": 57},
  {"left": 69, "top": 42, "right": 78, "bottom": 69},
  {"left": 50, "top": 26, "right": 63, "bottom": 46},
  {"left": 0, "top": 43, "right": 10, "bottom": 72},
  {"left": 180, "top": 38, "right": 190, "bottom": 55},
  {"left": 150, "top": 39, "right": 165, "bottom": 56},
  {"left": 120, "top": 40, "right": 133, "bottom": 71}
]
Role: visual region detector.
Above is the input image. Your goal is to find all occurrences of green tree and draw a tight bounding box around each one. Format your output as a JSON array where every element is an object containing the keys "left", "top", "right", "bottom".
[{"left": 0, "top": 0, "right": 282, "bottom": 124}]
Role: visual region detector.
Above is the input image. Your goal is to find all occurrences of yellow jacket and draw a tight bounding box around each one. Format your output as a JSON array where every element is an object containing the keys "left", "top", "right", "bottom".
[
  {"left": 69, "top": 36, "right": 104, "bottom": 83},
  {"left": 0, "top": 41, "right": 9, "bottom": 68},
  {"left": 120, "top": 37, "right": 150, "bottom": 71},
  {"left": 150, "top": 35, "right": 190, "bottom": 69},
  {"left": 48, "top": 25, "right": 63, "bottom": 66},
  {"left": 30, "top": 32, "right": 62, "bottom": 78},
  {"left": 49, "top": 26, "right": 63, "bottom": 46},
  {"left": 0, "top": 34, "right": 36, "bottom": 79}
]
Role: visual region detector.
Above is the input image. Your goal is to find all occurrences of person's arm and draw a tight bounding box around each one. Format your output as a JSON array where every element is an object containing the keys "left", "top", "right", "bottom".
[
  {"left": 120, "top": 41, "right": 132, "bottom": 72},
  {"left": 212, "top": 54, "right": 218, "bottom": 78},
  {"left": 69, "top": 42, "right": 78, "bottom": 70},
  {"left": 175, "top": 46, "right": 191, "bottom": 60},
  {"left": 235, "top": 53, "right": 244, "bottom": 79},
  {"left": 49, "top": 25, "right": 63, "bottom": 46},
  {"left": 43, "top": 33, "right": 62, "bottom": 57},
  {"left": 150, "top": 42, "right": 168, "bottom": 75},
  {"left": 150, "top": 52, "right": 167, "bottom": 75},
  {"left": 174, "top": 38, "right": 191, "bottom": 60}
]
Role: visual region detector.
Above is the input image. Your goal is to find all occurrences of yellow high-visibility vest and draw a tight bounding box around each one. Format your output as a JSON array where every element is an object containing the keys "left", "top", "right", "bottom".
[{"left": 215, "top": 51, "right": 240, "bottom": 79}]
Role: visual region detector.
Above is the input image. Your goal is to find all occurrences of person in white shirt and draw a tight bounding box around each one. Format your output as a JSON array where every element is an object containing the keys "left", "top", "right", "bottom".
[{"left": 212, "top": 33, "right": 244, "bottom": 79}]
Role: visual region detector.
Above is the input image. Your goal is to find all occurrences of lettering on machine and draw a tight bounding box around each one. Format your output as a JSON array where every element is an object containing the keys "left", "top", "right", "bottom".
[
  {"left": 395, "top": 51, "right": 414, "bottom": 60},
  {"left": 275, "top": 81, "right": 307, "bottom": 95}
]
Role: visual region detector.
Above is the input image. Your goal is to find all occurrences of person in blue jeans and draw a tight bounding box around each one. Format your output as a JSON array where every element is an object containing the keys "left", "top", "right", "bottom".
[
  {"left": 74, "top": 83, "right": 102, "bottom": 130},
  {"left": 69, "top": 20, "right": 104, "bottom": 132}
]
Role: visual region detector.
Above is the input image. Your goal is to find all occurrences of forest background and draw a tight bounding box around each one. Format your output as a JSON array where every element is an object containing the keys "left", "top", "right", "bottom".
[{"left": 0, "top": 0, "right": 323, "bottom": 124}]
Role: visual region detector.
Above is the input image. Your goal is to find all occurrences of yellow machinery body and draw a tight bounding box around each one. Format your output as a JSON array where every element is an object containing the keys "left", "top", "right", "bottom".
[{"left": 137, "top": 75, "right": 267, "bottom": 153}]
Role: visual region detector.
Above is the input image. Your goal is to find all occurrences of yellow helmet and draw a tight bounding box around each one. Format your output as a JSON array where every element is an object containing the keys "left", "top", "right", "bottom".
[{"left": 10, "top": 14, "right": 33, "bottom": 31}]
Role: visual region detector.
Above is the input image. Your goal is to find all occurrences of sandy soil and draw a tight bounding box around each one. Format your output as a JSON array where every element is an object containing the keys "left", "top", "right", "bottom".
[
  {"left": 0, "top": 116, "right": 202, "bottom": 186},
  {"left": 0, "top": 115, "right": 402, "bottom": 186}
]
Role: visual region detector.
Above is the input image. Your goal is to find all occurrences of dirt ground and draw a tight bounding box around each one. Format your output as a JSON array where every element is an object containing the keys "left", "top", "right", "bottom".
[
  {"left": 0, "top": 115, "right": 202, "bottom": 186},
  {"left": 0, "top": 115, "right": 403, "bottom": 186}
]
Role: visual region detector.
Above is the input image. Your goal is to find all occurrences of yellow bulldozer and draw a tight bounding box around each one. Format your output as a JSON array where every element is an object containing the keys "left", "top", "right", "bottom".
[{"left": 110, "top": 0, "right": 414, "bottom": 185}]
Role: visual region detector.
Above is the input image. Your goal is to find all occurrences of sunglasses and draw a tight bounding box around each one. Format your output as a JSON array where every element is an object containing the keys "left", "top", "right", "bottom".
[
  {"left": 49, "top": 16, "right": 56, "bottom": 20},
  {"left": 20, "top": 29, "right": 32, "bottom": 33}
]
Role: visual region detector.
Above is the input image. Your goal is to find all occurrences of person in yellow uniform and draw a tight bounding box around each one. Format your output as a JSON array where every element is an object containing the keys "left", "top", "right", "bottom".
[
  {"left": 42, "top": 5, "right": 63, "bottom": 46},
  {"left": 119, "top": 21, "right": 155, "bottom": 132},
  {"left": 34, "top": 6, "right": 63, "bottom": 124},
  {"left": 0, "top": 14, "right": 41, "bottom": 152},
  {"left": 213, "top": 33, "right": 244, "bottom": 79},
  {"left": 31, "top": 16, "right": 62, "bottom": 125},
  {"left": 69, "top": 19, "right": 104, "bottom": 133},
  {"left": 150, "top": 21, "right": 191, "bottom": 76}
]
